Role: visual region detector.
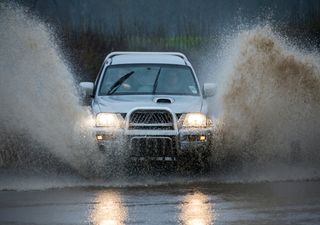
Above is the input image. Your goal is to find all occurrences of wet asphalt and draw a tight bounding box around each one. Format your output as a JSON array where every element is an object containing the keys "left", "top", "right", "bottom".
[{"left": 0, "top": 181, "right": 320, "bottom": 225}]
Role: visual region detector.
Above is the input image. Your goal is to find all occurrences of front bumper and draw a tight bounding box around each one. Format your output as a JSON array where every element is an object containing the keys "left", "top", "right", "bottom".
[{"left": 94, "top": 127, "right": 213, "bottom": 161}]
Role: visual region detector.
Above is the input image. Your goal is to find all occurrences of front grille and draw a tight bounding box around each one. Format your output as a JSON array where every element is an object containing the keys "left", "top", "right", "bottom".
[
  {"left": 129, "top": 125, "right": 173, "bottom": 130},
  {"left": 129, "top": 110, "right": 174, "bottom": 130},
  {"left": 130, "top": 136, "right": 176, "bottom": 158}
]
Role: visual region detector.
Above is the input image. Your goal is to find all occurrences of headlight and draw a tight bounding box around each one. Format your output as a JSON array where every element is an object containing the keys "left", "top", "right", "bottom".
[
  {"left": 96, "top": 113, "right": 124, "bottom": 128},
  {"left": 182, "top": 113, "right": 211, "bottom": 128}
]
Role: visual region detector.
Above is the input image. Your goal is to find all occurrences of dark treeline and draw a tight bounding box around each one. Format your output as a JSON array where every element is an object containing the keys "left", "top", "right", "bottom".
[
  {"left": 59, "top": 24, "right": 215, "bottom": 81},
  {"left": 16, "top": 0, "right": 320, "bottom": 81}
]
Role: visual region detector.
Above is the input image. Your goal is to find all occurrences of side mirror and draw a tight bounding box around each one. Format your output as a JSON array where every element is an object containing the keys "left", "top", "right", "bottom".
[
  {"left": 79, "top": 82, "right": 94, "bottom": 105},
  {"left": 203, "top": 83, "right": 217, "bottom": 98}
]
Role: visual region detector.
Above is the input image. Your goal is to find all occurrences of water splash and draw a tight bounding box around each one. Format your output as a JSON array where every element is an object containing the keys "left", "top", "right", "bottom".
[
  {"left": 212, "top": 26, "right": 320, "bottom": 175},
  {"left": 0, "top": 4, "right": 103, "bottom": 175}
]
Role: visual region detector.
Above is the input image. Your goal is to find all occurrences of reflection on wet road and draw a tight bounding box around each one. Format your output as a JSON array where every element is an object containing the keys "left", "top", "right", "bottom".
[
  {"left": 0, "top": 181, "right": 320, "bottom": 225},
  {"left": 91, "top": 190, "right": 214, "bottom": 225},
  {"left": 180, "top": 192, "right": 214, "bottom": 225},
  {"left": 92, "top": 191, "right": 127, "bottom": 225}
]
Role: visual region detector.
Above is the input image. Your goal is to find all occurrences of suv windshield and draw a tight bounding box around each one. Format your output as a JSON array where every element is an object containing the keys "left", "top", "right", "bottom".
[{"left": 99, "top": 64, "right": 199, "bottom": 96}]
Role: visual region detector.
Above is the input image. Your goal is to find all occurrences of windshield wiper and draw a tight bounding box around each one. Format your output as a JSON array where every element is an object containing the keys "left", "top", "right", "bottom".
[
  {"left": 107, "top": 71, "right": 135, "bottom": 95},
  {"left": 152, "top": 67, "right": 161, "bottom": 94}
]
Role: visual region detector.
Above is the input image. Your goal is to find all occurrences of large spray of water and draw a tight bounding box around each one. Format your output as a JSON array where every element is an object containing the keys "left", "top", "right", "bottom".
[
  {"left": 212, "top": 26, "right": 320, "bottom": 177},
  {"left": 0, "top": 4, "right": 102, "bottom": 174}
]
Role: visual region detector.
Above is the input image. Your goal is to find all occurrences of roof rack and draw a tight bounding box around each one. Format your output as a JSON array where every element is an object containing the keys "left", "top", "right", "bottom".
[{"left": 104, "top": 51, "right": 189, "bottom": 63}]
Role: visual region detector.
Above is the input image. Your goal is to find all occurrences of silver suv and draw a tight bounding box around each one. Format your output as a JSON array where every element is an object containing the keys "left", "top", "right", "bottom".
[{"left": 80, "top": 52, "right": 216, "bottom": 167}]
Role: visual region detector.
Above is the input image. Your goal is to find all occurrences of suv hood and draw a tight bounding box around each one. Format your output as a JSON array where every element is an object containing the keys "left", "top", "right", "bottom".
[{"left": 94, "top": 95, "right": 203, "bottom": 114}]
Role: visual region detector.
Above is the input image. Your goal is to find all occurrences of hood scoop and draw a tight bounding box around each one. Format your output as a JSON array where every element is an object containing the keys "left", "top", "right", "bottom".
[{"left": 154, "top": 97, "right": 174, "bottom": 104}]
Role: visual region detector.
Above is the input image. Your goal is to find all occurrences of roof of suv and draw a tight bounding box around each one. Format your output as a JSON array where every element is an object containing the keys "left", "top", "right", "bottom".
[{"left": 106, "top": 52, "right": 188, "bottom": 65}]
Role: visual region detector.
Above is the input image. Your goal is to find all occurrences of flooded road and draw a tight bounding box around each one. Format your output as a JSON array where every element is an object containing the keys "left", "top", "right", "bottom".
[
  {"left": 0, "top": 181, "right": 319, "bottom": 225},
  {"left": 1, "top": 4, "right": 320, "bottom": 225}
]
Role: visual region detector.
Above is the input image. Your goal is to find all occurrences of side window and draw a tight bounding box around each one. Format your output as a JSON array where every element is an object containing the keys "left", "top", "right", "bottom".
[{"left": 93, "top": 62, "right": 106, "bottom": 96}]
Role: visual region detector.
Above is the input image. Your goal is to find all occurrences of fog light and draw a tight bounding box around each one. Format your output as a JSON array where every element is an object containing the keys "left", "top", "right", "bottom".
[
  {"left": 200, "top": 135, "right": 206, "bottom": 141},
  {"left": 96, "top": 134, "right": 115, "bottom": 141},
  {"left": 96, "top": 135, "right": 103, "bottom": 140},
  {"left": 184, "top": 135, "right": 207, "bottom": 142}
]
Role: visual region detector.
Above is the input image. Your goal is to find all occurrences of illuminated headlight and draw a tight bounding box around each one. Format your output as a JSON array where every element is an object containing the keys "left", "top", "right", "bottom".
[
  {"left": 182, "top": 113, "right": 211, "bottom": 128},
  {"left": 96, "top": 113, "right": 124, "bottom": 128}
]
